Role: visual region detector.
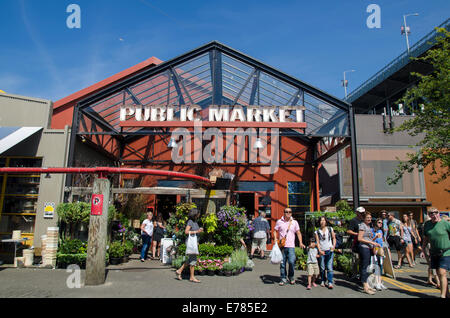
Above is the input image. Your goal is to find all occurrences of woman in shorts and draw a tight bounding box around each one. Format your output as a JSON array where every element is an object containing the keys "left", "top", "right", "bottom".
[
  {"left": 152, "top": 214, "right": 166, "bottom": 260},
  {"left": 400, "top": 214, "right": 415, "bottom": 268},
  {"left": 175, "top": 208, "right": 203, "bottom": 283}
]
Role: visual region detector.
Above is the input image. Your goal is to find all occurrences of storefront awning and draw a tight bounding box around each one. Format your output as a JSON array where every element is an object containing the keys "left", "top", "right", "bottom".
[{"left": 0, "top": 127, "right": 43, "bottom": 155}]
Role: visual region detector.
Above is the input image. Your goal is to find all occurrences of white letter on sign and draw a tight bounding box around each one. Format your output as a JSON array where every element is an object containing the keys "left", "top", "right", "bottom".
[{"left": 120, "top": 105, "right": 135, "bottom": 121}]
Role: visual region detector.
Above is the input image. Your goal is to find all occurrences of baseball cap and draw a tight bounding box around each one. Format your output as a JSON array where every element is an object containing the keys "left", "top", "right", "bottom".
[{"left": 356, "top": 207, "right": 366, "bottom": 213}]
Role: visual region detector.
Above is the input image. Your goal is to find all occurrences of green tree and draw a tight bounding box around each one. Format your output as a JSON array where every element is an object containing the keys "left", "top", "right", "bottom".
[{"left": 388, "top": 28, "right": 449, "bottom": 187}]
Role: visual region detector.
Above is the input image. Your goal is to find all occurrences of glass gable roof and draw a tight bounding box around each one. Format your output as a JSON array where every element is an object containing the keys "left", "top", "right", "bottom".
[{"left": 81, "top": 42, "right": 349, "bottom": 137}]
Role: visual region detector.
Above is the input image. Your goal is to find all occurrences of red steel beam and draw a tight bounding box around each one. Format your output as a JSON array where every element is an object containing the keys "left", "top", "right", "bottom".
[{"left": 0, "top": 167, "right": 211, "bottom": 184}]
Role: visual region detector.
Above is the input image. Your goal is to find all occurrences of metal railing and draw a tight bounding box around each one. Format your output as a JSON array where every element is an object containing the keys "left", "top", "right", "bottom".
[{"left": 346, "top": 18, "right": 450, "bottom": 103}]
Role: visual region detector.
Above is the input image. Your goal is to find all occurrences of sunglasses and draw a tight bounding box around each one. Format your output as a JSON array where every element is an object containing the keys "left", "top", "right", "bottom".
[
  {"left": 284, "top": 211, "right": 292, "bottom": 214},
  {"left": 428, "top": 212, "right": 439, "bottom": 215}
]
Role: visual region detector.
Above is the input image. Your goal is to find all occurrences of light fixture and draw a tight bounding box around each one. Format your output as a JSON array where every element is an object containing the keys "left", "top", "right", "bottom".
[
  {"left": 81, "top": 136, "right": 86, "bottom": 143},
  {"left": 253, "top": 138, "right": 264, "bottom": 149},
  {"left": 167, "top": 137, "right": 178, "bottom": 148}
]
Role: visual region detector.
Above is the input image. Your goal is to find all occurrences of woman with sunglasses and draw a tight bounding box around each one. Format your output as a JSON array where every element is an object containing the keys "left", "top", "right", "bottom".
[{"left": 358, "top": 212, "right": 381, "bottom": 295}]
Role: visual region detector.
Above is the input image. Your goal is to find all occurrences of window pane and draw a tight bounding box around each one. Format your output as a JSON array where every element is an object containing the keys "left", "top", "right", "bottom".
[
  {"left": 236, "top": 181, "right": 274, "bottom": 191},
  {"left": 258, "top": 195, "right": 271, "bottom": 206},
  {"left": 288, "top": 194, "right": 310, "bottom": 206},
  {"left": 288, "top": 181, "right": 310, "bottom": 194}
]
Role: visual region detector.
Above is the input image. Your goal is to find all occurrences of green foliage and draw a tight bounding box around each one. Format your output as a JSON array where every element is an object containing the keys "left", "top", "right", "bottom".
[
  {"left": 56, "top": 202, "right": 90, "bottom": 224},
  {"left": 57, "top": 202, "right": 117, "bottom": 239},
  {"left": 229, "top": 249, "right": 248, "bottom": 268},
  {"left": 166, "top": 202, "right": 197, "bottom": 242},
  {"left": 108, "top": 241, "right": 125, "bottom": 258},
  {"left": 389, "top": 27, "right": 450, "bottom": 185},
  {"left": 58, "top": 239, "right": 87, "bottom": 254},
  {"left": 214, "top": 205, "right": 249, "bottom": 248},
  {"left": 171, "top": 256, "right": 185, "bottom": 268},
  {"left": 176, "top": 243, "right": 233, "bottom": 258},
  {"left": 123, "top": 240, "right": 133, "bottom": 255},
  {"left": 335, "top": 253, "right": 353, "bottom": 276},
  {"left": 295, "top": 247, "right": 308, "bottom": 270},
  {"left": 57, "top": 253, "right": 87, "bottom": 268},
  {"left": 222, "top": 262, "right": 234, "bottom": 271},
  {"left": 201, "top": 211, "right": 219, "bottom": 234}
]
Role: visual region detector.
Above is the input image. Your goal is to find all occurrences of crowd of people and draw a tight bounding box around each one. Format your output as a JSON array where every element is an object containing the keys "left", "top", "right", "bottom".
[{"left": 141, "top": 205, "right": 449, "bottom": 298}]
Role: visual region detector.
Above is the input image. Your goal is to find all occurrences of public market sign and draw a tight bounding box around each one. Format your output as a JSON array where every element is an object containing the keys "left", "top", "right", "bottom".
[{"left": 119, "top": 104, "right": 306, "bottom": 128}]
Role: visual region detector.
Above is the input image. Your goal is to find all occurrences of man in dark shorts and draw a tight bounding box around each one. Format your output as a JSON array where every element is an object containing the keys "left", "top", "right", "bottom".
[
  {"left": 346, "top": 206, "right": 365, "bottom": 281},
  {"left": 422, "top": 207, "right": 450, "bottom": 298},
  {"left": 387, "top": 212, "right": 406, "bottom": 268}
]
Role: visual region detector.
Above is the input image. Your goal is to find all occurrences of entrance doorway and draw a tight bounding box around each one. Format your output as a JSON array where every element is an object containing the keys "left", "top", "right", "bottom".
[
  {"left": 235, "top": 192, "right": 255, "bottom": 220},
  {"left": 156, "top": 195, "right": 177, "bottom": 221}
]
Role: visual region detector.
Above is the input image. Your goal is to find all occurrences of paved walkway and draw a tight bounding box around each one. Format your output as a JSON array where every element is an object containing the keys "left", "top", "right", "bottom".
[{"left": 0, "top": 254, "right": 442, "bottom": 298}]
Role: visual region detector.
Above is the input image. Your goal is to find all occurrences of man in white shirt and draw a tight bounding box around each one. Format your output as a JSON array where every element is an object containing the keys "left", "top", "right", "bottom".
[{"left": 140, "top": 212, "right": 154, "bottom": 262}]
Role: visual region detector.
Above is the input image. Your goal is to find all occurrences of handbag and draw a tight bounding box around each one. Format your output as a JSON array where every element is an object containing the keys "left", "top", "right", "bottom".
[
  {"left": 185, "top": 233, "right": 199, "bottom": 255},
  {"left": 375, "top": 247, "right": 385, "bottom": 257},
  {"left": 277, "top": 220, "right": 292, "bottom": 248}
]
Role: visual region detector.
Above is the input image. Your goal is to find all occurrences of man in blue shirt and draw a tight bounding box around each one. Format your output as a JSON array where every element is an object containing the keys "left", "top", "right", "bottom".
[{"left": 250, "top": 211, "right": 271, "bottom": 259}]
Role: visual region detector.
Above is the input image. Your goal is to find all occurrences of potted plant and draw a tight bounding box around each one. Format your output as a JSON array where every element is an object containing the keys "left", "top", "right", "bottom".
[
  {"left": 206, "top": 265, "right": 216, "bottom": 276},
  {"left": 223, "top": 262, "right": 233, "bottom": 277},
  {"left": 231, "top": 262, "right": 240, "bottom": 276},
  {"left": 108, "top": 241, "right": 125, "bottom": 265}
]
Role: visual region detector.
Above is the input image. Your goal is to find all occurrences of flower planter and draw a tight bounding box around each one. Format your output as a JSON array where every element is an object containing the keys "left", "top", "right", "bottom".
[
  {"left": 122, "top": 255, "right": 129, "bottom": 263},
  {"left": 232, "top": 269, "right": 240, "bottom": 276},
  {"left": 245, "top": 267, "right": 253, "bottom": 272},
  {"left": 110, "top": 257, "right": 122, "bottom": 265},
  {"left": 199, "top": 270, "right": 206, "bottom": 276},
  {"left": 207, "top": 269, "right": 215, "bottom": 276},
  {"left": 224, "top": 271, "right": 232, "bottom": 277},
  {"left": 240, "top": 267, "right": 245, "bottom": 273}
]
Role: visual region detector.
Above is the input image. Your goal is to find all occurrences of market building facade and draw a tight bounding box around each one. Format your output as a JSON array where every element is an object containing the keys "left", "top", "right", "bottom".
[{"left": 50, "top": 41, "right": 358, "bottom": 250}]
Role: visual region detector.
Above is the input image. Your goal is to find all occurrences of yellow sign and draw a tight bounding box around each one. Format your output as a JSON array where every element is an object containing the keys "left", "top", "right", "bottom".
[{"left": 44, "top": 202, "right": 55, "bottom": 219}]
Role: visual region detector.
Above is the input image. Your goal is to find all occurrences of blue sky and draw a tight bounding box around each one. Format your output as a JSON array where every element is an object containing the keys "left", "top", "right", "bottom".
[{"left": 0, "top": 0, "right": 448, "bottom": 102}]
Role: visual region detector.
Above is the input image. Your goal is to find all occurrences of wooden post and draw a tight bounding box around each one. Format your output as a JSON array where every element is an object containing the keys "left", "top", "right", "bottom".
[{"left": 85, "top": 177, "right": 110, "bottom": 285}]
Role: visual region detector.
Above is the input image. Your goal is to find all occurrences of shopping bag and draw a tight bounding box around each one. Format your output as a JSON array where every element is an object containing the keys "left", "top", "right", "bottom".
[
  {"left": 270, "top": 242, "right": 283, "bottom": 264},
  {"left": 185, "top": 234, "right": 199, "bottom": 255}
]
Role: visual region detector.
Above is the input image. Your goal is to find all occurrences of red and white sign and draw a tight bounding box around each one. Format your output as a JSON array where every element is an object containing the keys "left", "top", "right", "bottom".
[{"left": 91, "top": 194, "right": 104, "bottom": 215}]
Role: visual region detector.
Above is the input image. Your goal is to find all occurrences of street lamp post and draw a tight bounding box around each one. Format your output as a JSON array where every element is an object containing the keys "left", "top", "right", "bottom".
[
  {"left": 342, "top": 70, "right": 355, "bottom": 99},
  {"left": 402, "top": 13, "right": 419, "bottom": 54}
]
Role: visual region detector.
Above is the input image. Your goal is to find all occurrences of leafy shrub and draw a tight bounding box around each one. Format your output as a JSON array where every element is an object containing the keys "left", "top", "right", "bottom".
[
  {"left": 108, "top": 241, "right": 125, "bottom": 258},
  {"left": 123, "top": 240, "right": 133, "bottom": 255},
  {"left": 214, "top": 205, "right": 249, "bottom": 248},
  {"left": 171, "top": 256, "right": 185, "bottom": 268},
  {"left": 295, "top": 247, "right": 307, "bottom": 270},
  {"left": 58, "top": 239, "right": 87, "bottom": 254},
  {"left": 176, "top": 243, "right": 233, "bottom": 258},
  {"left": 229, "top": 249, "right": 248, "bottom": 268},
  {"left": 166, "top": 202, "right": 197, "bottom": 242},
  {"left": 57, "top": 253, "right": 87, "bottom": 268},
  {"left": 222, "top": 262, "right": 234, "bottom": 271}
]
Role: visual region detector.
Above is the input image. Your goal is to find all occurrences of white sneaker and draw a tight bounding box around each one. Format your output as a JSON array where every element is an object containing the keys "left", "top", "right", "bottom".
[
  {"left": 380, "top": 283, "right": 388, "bottom": 290},
  {"left": 376, "top": 284, "right": 383, "bottom": 291}
]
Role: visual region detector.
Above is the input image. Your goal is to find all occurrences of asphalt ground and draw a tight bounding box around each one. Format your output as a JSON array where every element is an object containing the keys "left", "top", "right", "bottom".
[{"left": 0, "top": 253, "right": 444, "bottom": 299}]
